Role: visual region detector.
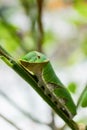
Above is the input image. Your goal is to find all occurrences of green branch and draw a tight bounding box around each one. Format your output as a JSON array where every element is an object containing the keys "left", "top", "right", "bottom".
[{"left": 0, "top": 46, "right": 79, "bottom": 130}]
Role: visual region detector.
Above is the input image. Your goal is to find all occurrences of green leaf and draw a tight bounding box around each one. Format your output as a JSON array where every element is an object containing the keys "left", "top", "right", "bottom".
[
  {"left": 81, "top": 87, "right": 87, "bottom": 107},
  {"left": 77, "top": 85, "right": 87, "bottom": 108},
  {"left": 0, "top": 21, "right": 19, "bottom": 52},
  {"left": 67, "top": 82, "right": 77, "bottom": 93},
  {"left": 74, "top": 2, "right": 87, "bottom": 18}
]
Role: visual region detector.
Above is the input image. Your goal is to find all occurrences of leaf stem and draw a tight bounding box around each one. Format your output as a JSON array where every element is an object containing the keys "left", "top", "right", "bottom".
[{"left": 77, "top": 85, "right": 87, "bottom": 109}]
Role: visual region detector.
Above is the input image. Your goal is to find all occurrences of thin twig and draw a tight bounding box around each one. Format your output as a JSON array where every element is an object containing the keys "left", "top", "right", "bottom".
[
  {"left": 0, "top": 114, "right": 22, "bottom": 130},
  {"left": 0, "top": 90, "right": 68, "bottom": 129},
  {"left": 0, "top": 89, "right": 48, "bottom": 125},
  {"left": 36, "top": 0, "right": 44, "bottom": 52},
  {"left": 49, "top": 111, "right": 58, "bottom": 130},
  {"left": 60, "top": 124, "right": 67, "bottom": 130}
]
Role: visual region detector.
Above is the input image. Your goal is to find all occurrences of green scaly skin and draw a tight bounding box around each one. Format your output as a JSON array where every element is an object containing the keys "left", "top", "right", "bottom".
[{"left": 20, "top": 51, "right": 76, "bottom": 119}]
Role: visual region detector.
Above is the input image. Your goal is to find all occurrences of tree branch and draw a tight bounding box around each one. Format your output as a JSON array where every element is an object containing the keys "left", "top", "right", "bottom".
[
  {"left": 36, "top": 0, "right": 44, "bottom": 52},
  {"left": 0, "top": 114, "right": 22, "bottom": 130}
]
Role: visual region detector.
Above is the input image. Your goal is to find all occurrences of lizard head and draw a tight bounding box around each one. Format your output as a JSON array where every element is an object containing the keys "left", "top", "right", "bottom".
[
  {"left": 20, "top": 51, "right": 49, "bottom": 74},
  {"left": 20, "top": 51, "right": 48, "bottom": 63}
]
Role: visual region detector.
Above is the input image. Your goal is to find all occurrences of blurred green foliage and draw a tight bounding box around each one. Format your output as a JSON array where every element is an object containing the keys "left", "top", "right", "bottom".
[
  {"left": 0, "top": 21, "right": 19, "bottom": 52},
  {"left": 76, "top": 4, "right": 87, "bottom": 17},
  {"left": 74, "top": 0, "right": 87, "bottom": 17},
  {"left": 67, "top": 82, "right": 77, "bottom": 94},
  {"left": 0, "top": 0, "right": 87, "bottom": 64},
  {"left": 81, "top": 37, "right": 87, "bottom": 56},
  {"left": 77, "top": 86, "right": 87, "bottom": 108}
]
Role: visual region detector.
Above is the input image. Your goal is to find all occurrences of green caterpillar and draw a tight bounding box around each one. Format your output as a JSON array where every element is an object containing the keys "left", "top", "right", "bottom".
[{"left": 20, "top": 51, "right": 76, "bottom": 119}]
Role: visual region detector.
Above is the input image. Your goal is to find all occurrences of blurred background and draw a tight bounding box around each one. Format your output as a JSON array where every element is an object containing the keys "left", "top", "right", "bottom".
[{"left": 0, "top": 0, "right": 87, "bottom": 130}]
